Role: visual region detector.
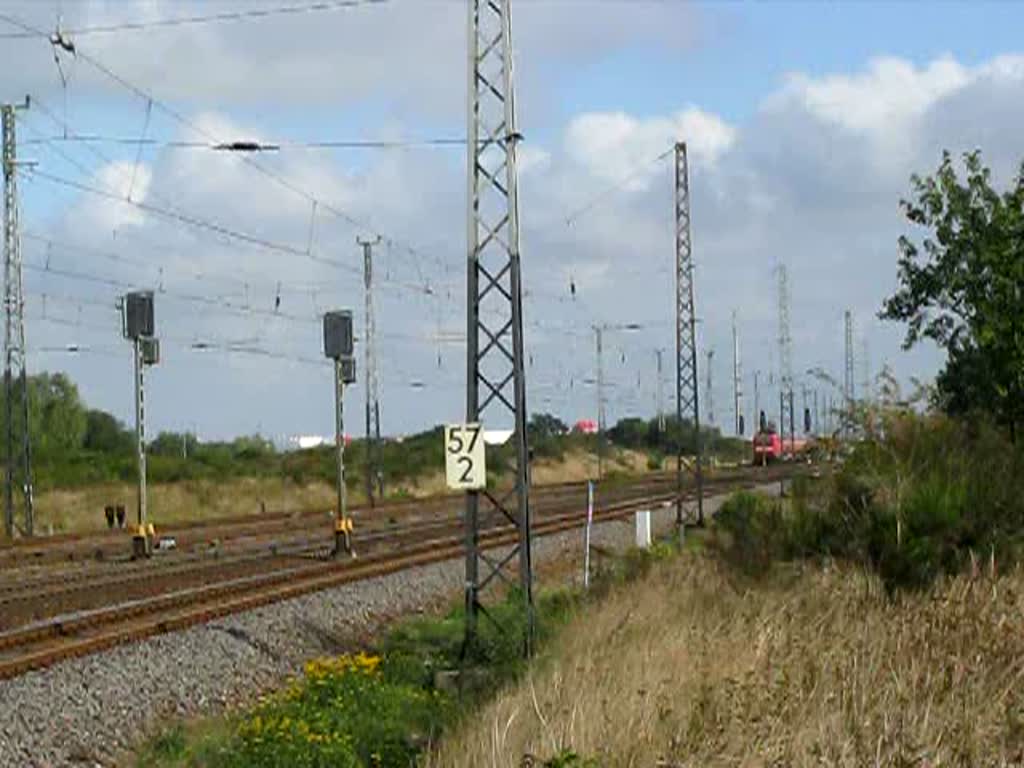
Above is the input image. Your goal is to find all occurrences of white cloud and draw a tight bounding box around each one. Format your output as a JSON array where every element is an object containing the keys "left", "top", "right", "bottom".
[
  {"left": 0, "top": 0, "right": 701, "bottom": 115},
  {"left": 978, "top": 54, "right": 1024, "bottom": 81},
  {"left": 20, "top": 42, "right": 1024, "bottom": 438},
  {"left": 564, "top": 107, "right": 737, "bottom": 191},
  {"left": 775, "top": 56, "right": 970, "bottom": 136},
  {"left": 78, "top": 160, "right": 152, "bottom": 230},
  {"left": 518, "top": 145, "right": 551, "bottom": 176}
]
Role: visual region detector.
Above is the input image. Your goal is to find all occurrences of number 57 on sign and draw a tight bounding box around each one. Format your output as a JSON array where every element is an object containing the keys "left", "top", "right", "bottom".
[{"left": 445, "top": 423, "right": 486, "bottom": 490}]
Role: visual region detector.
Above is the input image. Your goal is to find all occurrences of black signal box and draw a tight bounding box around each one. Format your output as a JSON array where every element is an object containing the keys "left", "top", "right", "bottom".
[
  {"left": 323, "top": 310, "right": 354, "bottom": 360},
  {"left": 124, "top": 291, "right": 154, "bottom": 340},
  {"left": 141, "top": 337, "right": 160, "bottom": 366},
  {"left": 339, "top": 357, "right": 356, "bottom": 385}
]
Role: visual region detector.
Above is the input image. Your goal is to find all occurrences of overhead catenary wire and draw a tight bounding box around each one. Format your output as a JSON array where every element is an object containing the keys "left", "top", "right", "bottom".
[
  {"left": 3, "top": 8, "right": 682, "bottom": 432},
  {"left": 51, "top": 16, "right": 456, "bottom": 279},
  {"left": 28, "top": 167, "right": 349, "bottom": 265},
  {"left": 0, "top": 0, "right": 390, "bottom": 39},
  {"left": 19, "top": 135, "right": 471, "bottom": 151},
  {"left": 22, "top": 232, "right": 329, "bottom": 296},
  {"left": 23, "top": 167, "right": 445, "bottom": 299},
  {"left": 20, "top": 104, "right": 460, "bottom": 322},
  {"left": 22, "top": 95, "right": 459, "bottom": 300},
  {"left": 562, "top": 145, "right": 674, "bottom": 228},
  {"left": 1, "top": 11, "right": 460, "bottom": 284},
  {"left": 24, "top": 261, "right": 469, "bottom": 350}
]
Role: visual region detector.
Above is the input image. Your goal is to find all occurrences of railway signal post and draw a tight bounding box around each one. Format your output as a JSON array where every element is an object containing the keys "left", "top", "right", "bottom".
[
  {"left": 324, "top": 310, "right": 356, "bottom": 557},
  {"left": 121, "top": 290, "right": 159, "bottom": 559}
]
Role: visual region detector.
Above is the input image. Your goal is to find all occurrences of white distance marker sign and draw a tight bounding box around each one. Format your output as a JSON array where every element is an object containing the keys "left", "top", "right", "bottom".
[{"left": 444, "top": 422, "right": 486, "bottom": 490}]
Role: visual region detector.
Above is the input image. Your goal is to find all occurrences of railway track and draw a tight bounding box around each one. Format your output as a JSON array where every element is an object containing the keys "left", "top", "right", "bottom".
[
  {"left": 0, "top": 474, "right": 684, "bottom": 590},
  {"left": 0, "top": 470, "right": 721, "bottom": 604},
  {"left": 0, "top": 471, "right": 686, "bottom": 569},
  {"left": 0, "top": 467, "right": 796, "bottom": 679}
]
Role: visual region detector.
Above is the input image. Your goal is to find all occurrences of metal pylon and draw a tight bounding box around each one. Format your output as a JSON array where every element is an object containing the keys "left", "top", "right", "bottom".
[
  {"left": 674, "top": 142, "right": 704, "bottom": 530},
  {"left": 2, "top": 102, "right": 33, "bottom": 539},
  {"left": 844, "top": 309, "right": 855, "bottom": 438},
  {"left": 732, "top": 310, "right": 743, "bottom": 436},
  {"left": 359, "top": 236, "right": 383, "bottom": 505},
  {"left": 776, "top": 262, "right": 794, "bottom": 452},
  {"left": 464, "top": 0, "right": 533, "bottom": 655},
  {"left": 705, "top": 348, "right": 715, "bottom": 426}
]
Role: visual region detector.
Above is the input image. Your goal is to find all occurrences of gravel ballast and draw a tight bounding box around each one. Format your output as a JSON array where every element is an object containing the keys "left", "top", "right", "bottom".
[{"left": 0, "top": 486, "right": 770, "bottom": 767}]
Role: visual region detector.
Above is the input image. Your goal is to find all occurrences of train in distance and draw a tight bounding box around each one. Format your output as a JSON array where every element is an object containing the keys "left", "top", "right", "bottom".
[{"left": 752, "top": 423, "right": 814, "bottom": 465}]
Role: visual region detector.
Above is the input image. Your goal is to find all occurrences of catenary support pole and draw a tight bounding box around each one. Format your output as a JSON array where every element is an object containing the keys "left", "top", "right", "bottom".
[
  {"left": 359, "top": 235, "right": 382, "bottom": 507},
  {"left": 595, "top": 325, "right": 604, "bottom": 480},
  {"left": 844, "top": 310, "right": 855, "bottom": 439},
  {"left": 464, "top": 0, "right": 533, "bottom": 657},
  {"left": 674, "top": 142, "right": 704, "bottom": 532},
  {"left": 2, "top": 99, "right": 33, "bottom": 538},
  {"left": 655, "top": 349, "right": 665, "bottom": 433},
  {"left": 779, "top": 390, "right": 785, "bottom": 450},
  {"left": 732, "top": 310, "right": 742, "bottom": 436},
  {"left": 705, "top": 348, "right": 715, "bottom": 427},
  {"left": 789, "top": 390, "right": 796, "bottom": 453},
  {"left": 583, "top": 480, "right": 594, "bottom": 588},
  {"left": 753, "top": 370, "right": 760, "bottom": 431}
]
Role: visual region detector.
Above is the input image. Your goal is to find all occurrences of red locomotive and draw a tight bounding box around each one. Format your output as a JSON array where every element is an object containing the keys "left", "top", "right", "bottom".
[
  {"left": 752, "top": 423, "right": 812, "bottom": 464},
  {"left": 752, "top": 428, "right": 783, "bottom": 464}
]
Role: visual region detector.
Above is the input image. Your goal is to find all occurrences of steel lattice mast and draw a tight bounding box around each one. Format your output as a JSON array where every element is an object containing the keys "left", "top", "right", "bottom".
[
  {"left": 674, "top": 142, "right": 704, "bottom": 530},
  {"left": 776, "top": 263, "right": 793, "bottom": 451},
  {"left": 464, "top": 0, "right": 533, "bottom": 654},
  {"left": 705, "top": 348, "right": 715, "bottom": 426},
  {"left": 732, "top": 309, "right": 743, "bottom": 436},
  {"left": 844, "top": 309, "right": 855, "bottom": 438},
  {"left": 860, "top": 336, "right": 870, "bottom": 406},
  {"left": 2, "top": 101, "right": 33, "bottom": 539},
  {"left": 359, "top": 236, "right": 383, "bottom": 506}
]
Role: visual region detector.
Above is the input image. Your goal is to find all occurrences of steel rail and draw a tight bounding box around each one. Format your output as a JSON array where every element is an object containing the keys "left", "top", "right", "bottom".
[{"left": 0, "top": 468, "right": 794, "bottom": 679}]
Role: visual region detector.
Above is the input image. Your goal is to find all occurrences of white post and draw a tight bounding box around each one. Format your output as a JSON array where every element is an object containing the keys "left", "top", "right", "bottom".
[
  {"left": 583, "top": 480, "right": 594, "bottom": 588},
  {"left": 635, "top": 509, "right": 651, "bottom": 548}
]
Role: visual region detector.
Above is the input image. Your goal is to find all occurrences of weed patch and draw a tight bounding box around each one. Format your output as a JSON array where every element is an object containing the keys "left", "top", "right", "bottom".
[
  {"left": 713, "top": 411, "right": 1024, "bottom": 592},
  {"left": 135, "top": 588, "right": 582, "bottom": 768}
]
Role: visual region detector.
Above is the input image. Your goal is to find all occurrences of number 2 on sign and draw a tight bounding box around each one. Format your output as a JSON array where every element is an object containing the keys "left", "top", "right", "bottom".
[{"left": 445, "top": 423, "right": 486, "bottom": 490}]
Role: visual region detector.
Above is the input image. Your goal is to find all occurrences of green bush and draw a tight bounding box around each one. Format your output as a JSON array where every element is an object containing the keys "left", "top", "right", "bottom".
[
  {"left": 542, "top": 750, "right": 601, "bottom": 768},
  {"left": 713, "top": 492, "right": 787, "bottom": 577},
  {"left": 711, "top": 412, "right": 1024, "bottom": 592},
  {"left": 222, "top": 653, "right": 449, "bottom": 768}
]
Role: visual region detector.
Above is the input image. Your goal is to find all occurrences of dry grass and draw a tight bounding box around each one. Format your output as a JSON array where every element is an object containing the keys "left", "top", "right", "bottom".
[
  {"left": 430, "top": 553, "right": 1024, "bottom": 766},
  {"left": 530, "top": 448, "right": 648, "bottom": 486},
  {"left": 31, "top": 477, "right": 338, "bottom": 534},
  {"left": 26, "top": 449, "right": 648, "bottom": 536}
]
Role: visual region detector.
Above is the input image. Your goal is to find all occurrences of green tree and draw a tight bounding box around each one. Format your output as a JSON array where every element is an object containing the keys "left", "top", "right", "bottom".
[
  {"left": 528, "top": 412, "right": 568, "bottom": 440},
  {"left": 28, "top": 372, "right": 87, "bottom": 457},
  {"left": 881, "top": 150, "right": 1024, "bottom": 439},
  {"left": 150, "top": 431, "right": 200, "bottom": 458},
  {"left": 607, "top": 417, "right": 649, "bottom": 448},
  {"left": 83, "top": 409, "right": 133, "bottom": 454},
  {"left": 231, "top": 434, "right": 275, "bottom": 459}
]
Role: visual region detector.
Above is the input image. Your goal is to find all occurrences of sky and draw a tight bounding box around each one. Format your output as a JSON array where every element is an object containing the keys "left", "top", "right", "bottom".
[{"left": 0, "top": 0, "right": 1022, "bottom": 444}]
